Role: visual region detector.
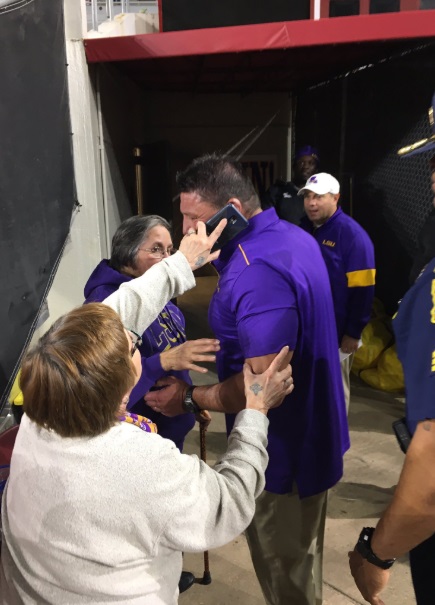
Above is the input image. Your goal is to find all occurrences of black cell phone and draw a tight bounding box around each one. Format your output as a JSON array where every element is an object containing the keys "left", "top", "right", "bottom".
[
  {"left": 205, "top": 204, "right": 249, "bottom": 252},
  {"left": 392, "top": 417, "right": 412, "bottom": 454}
]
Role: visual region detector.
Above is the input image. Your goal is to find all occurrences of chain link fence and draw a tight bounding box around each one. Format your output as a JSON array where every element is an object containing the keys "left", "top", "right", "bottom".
[{"left": 370, "top": 113, "right": 433, "bottom": 256}]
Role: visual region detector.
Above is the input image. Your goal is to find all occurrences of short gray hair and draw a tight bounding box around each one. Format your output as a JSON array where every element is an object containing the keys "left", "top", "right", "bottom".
[{"left": 109, "top": 215, "right": 171, "bottom": 272}]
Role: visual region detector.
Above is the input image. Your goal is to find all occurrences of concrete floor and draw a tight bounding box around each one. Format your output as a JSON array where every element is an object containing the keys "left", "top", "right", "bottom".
[{"left": 177, "top": 276, "right": 415, "bottom": 605}]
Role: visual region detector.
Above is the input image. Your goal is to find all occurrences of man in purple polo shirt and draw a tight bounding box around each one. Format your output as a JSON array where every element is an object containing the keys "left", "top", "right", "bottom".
[
  {"left": 146, "top": 154, "right": 349, "bottom": 605},
  {"left": 300, "top": 173, "right": 375, "bottom": 413}
]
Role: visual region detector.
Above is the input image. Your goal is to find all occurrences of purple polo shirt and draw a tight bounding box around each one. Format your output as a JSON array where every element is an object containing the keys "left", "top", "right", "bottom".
[
  {"left": 209, "top": 208, "right": 349, "bottom": 497},
  {"left": 301, "top": 208, "right": 375, "bottom": 343}
]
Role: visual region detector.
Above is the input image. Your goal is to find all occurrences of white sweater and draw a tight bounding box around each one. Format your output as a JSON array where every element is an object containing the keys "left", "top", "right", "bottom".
[{"left": 1, "top": 411, "right": 268, "bottom": 604}]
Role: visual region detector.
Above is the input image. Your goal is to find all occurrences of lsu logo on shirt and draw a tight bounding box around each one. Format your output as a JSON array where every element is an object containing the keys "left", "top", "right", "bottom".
[
  {"left": 154, "top": 311, "right": 185, "bottom": 349},
  {"left": 322, "top": 239, "right": 336, "bottom": 248},
  {"left": 432, "top": 350, "right": 435, "bottom": 374}
]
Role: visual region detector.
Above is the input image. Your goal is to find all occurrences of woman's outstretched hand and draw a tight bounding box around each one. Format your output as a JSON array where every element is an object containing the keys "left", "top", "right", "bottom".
[
  {"left": 178, "top": 219, "right": 227, "bottom": 270},
  {"left": 160, "top": 338, "right": 220, "bottom": 373},
  {"left": 243, "top": 346, "right": 294, "bottom": 415}
]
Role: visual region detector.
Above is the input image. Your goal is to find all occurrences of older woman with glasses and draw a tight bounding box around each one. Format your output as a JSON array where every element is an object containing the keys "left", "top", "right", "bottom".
[
  {"left": 0, "top": 300, "right": 293, "bottom": 604},
  {"left": 84, "top": 215, "right": 219, "bottom": 452}
]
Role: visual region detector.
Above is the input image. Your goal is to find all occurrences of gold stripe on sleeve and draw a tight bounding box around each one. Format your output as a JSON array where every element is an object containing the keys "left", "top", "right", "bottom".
[{"left": 346, "top": 269, "right": 376, "bottom": 288}]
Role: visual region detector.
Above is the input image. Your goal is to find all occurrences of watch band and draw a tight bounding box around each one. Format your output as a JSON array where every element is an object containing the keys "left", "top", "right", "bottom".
[
  {"left": 356, "top": 527, "right": 396, "bottom": 570},
  {"left": 182, "top": 386, "right": 201, "bottom": 414}
]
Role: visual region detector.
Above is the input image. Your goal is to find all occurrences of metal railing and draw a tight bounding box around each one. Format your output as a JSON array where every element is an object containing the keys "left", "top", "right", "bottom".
[{"left": 87, "top": 0, "right": 158, "bottom": 32}]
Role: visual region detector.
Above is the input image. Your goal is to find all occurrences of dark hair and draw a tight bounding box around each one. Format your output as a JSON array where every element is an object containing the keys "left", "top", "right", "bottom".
[
  {"left": 21, "top": 304, "right": 136, "bottom": 438},
  {"left": 176, "top": 153, "right": 260, "bottom": 214},
  {"left": 110, "top": 215, "right": 171, "bottom": 272}
]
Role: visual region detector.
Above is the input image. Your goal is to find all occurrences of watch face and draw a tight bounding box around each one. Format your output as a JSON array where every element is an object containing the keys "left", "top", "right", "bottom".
[
  {"left": 183, "top": 399, "right": 194, "bottom": 413},
  {"left": 182, "top": 390, "right": 192, "bottom": 412},
  {"left": 182, "top": 388, "right": 199, "bottom": 414},
  {"left": 357, "top": 528, "right": 395, "bottom": 570}
]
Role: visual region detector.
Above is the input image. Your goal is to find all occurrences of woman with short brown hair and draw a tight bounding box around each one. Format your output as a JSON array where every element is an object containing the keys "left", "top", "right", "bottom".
[
  {"left": 21, "top": 303, "right": 138, "bottom": 439},
  {"left": 0, "top": 300, "right": 293, "bottom": 604}
]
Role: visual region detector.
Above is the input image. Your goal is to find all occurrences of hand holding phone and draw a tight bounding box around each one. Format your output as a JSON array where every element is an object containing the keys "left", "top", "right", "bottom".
[{"left": 205, "top": 204, "right": 249, "bottom": 252}]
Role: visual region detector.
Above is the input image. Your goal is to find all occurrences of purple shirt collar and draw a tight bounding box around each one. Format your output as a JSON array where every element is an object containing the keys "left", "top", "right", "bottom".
[{"left": 213, "top": 208, "right": 280, "bottom": 273}]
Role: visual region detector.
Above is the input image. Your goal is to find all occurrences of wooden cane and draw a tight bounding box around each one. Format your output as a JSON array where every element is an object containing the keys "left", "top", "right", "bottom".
[{"left": 199, "top": 420, "right": 212, "bottom": 585}]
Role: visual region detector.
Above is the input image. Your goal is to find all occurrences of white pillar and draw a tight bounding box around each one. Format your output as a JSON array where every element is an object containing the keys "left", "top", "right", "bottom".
[{"left": 33, "top": 0, "right": 107, "bottom": 339}]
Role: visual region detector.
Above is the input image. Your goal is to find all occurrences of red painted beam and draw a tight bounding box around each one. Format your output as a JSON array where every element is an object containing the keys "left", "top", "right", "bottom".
[
  {"left": 84, "top": 10, "right": 435, "bottom": 64},
  {"left": 321, "top": 0, "right": 331, "bottom": 18},
  {"left": 360, "top": 0, "right": 371, "bottom": 15},
  {"left": 158, "top": 0, "right": 163, "bottom": 32},
  {"left": 400, "top": 0, "right": 420, "bottom": 9}
]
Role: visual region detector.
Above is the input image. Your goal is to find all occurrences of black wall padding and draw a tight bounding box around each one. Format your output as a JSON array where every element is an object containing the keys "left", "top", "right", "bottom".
[
  {"left": 370, "top": 0, "right": 400, "bottom": 13},
  {"left": 0, "top": 0, "right": 75, "bottom": 411},
  {"left": 159, "top": 0, "right": 310, "bottom": 31},
  {"left": 329, "top": 0, "right": 360, "bottom": 17}
]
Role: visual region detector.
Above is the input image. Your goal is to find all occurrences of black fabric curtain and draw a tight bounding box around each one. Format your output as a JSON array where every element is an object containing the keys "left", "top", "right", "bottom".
[
  {"left": 159, "top": 0, "right": 310, "bottom": 31},
  {"left": 0, "top": 0, "right": 75, "bottom": 411}
]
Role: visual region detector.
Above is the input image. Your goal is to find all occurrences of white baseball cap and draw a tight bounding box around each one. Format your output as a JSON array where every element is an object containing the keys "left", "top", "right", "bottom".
[{"left": 298, "top": 173, "right": 340, "bottom": 196}]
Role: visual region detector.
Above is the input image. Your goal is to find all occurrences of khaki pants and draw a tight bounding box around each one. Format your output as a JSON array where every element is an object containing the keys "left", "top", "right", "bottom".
[
  {"left": 245, "top": 488, "right": 328, "bottom": 605},
  {"left": 341, "top": 353, "right": 354, "bottom": 414}
]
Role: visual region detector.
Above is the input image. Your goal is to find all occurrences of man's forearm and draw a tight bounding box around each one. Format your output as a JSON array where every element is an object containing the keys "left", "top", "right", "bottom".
[
  {"left": 192, "top": 350, "right": 292, "bottom": 414},
  {"left": 372, "top": 499, "right": 435, "bottom": 561},
  {"left": 194, "top": 372, "right": 246, "bottom": 413},
  {"left": 371, "top": 421, "right": 435, "bottom": 560}
]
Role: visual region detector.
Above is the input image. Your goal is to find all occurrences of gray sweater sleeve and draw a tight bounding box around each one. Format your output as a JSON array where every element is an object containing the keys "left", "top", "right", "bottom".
[
  {"left": 103, "top": 251, "right": 195, "bottom": 333},
  {"left": 156, "top": 409, "right": 269, "bottom": 553}
]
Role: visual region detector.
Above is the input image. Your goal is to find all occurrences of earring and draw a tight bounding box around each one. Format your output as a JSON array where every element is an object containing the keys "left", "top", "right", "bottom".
[{"left": 122, "top": 395, "right": 130, "bottom": 406}]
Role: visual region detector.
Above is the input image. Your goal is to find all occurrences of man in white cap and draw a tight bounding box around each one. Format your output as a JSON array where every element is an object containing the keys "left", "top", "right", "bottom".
[{"left": 300, "top": 173, "right": 376, "bottom": 412}]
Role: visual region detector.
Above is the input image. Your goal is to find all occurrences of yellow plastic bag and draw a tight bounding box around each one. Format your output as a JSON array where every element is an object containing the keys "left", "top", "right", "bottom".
[
  {"left": 359, "top": 344, "right": 405, "bottom": 392},
  {"left": 351, "top": 318, "right": 393, "bottom": 374},
  {"left": 8, "top": 370, "right": 23, "bottom": 406}
]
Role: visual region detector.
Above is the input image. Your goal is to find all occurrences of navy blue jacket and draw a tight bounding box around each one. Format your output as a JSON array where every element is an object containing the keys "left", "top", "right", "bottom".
[{"left": 394, "top": 257, "right": 435, "bottom": 434}]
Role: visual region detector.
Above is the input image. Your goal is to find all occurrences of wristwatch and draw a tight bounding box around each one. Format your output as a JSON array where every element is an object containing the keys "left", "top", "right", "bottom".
[
  {"left": 356, "top": 527, "right": 396, "bottom": 570},
  {"left": 182, "top": 386, "right": 201, "bottom": 414}
]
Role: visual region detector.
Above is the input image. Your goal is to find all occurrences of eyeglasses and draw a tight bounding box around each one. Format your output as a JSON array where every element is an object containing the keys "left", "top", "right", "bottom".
[
  {"left": 139, "top": 246, "right": 176, "bottom": 259},
  {"left": 128, "top": 329, "right": 142, "bottom": 357}
]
